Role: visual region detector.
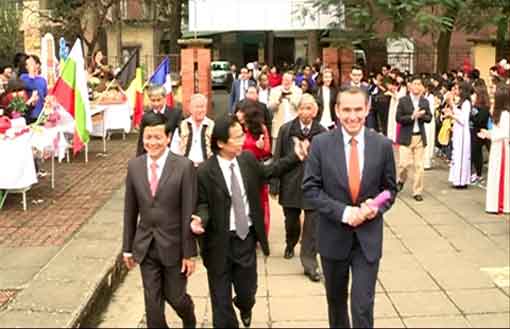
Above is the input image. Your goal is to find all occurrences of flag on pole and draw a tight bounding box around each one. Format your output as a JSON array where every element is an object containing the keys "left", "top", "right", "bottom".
[
  {"left": 126, "top": 67, "right": 144, "bottom": 128},
  {"left": 116, "top": 49, "right": 139, "bottom": 90},
  {"left": 51, "top": 39, "right": 92, "bottom": 155},
  {"left": 148, "top": 56, "right": 174, "bottom": 108}
]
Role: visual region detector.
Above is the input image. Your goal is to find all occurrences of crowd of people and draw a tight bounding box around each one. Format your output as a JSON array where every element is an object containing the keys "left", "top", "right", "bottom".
[{"left": 124, "top": 57, "right": 509, "bottom": 328}]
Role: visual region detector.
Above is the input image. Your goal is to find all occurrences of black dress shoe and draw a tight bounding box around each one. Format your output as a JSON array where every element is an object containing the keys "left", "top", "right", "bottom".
[
  {"left": 283, "top": 247, "right": 294, "bottom": 259},
  {"left": 397, "top": 181, "right": 404, "bottom": 192},
  {"left": 413, "top": 195, "right": 423, "bottom": 202},
  {"left": 240, "top": 310, "right": 252, "bottom": 327},
  {"left": 304, "top": 270, "right": 321, "bottom": 282}
]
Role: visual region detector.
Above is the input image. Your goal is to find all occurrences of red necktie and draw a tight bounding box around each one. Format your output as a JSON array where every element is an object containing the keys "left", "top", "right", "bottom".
[
  {"left": 348, "top": 138, "right": 361, "bottom": 203},
  {"left": 150, "top": 162, "right": 159, "bottom": 197}
]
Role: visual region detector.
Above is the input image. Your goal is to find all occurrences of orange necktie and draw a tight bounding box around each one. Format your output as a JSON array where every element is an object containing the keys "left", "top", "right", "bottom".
[{"left": 348, "top": 137, "right": 361, "bottom": 203}]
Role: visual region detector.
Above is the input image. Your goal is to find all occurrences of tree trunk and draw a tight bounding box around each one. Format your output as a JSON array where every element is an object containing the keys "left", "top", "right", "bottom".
[
  {"left": 495, "top": 8, "right": 509, "bottom": 60},
  {"left": 168, "top": 0, "right": 182, "bottom": 54},
  {"left": 307, "top": 30, "right": 320, "bottom": 66},
  {"left": 435, "top": 7, "right": 458, "bottom": 74}
]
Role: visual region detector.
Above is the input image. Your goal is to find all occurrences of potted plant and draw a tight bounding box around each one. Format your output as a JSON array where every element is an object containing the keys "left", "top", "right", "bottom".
[{"left": 7, "top": 96, "right": 28, "bottom": 118}]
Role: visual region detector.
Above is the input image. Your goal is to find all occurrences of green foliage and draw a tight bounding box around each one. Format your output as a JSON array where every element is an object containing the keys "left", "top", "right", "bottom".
[
  {"left": 7, "top": 96, "right": 28, "bottom": 114},
  {"left": 0, "top": 1, "right": 22, "bottom": 64}
]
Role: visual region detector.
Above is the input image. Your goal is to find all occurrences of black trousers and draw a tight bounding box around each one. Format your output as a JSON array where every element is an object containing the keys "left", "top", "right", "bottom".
[
  {"left": 140, "top": 241, "right": 196, "bottom": 328},
  {"left": 283, "top": 207, "right": 319, "bottom": 273},
  {"left": 470, "top": 129, "right": 490, "bottom": 177},
  {"left": 321, "top": 235, "right": 380, "bottom": 328},
  {"left": 207, "top": 230, "right": 257, "bottom": 328}
]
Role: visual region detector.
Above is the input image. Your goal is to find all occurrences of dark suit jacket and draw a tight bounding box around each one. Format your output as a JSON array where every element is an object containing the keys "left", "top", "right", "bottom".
[
  {"left": 123, "top": 152, "right": 198, "bottom": 266},
  {"left": 302, "top": 128, "right": 397, "bottom": 263},
  {"left": 136, "top": 106, "right": 183, "bottom": 156},
  {"left": 195, "top": 151, "right": 299, "bottom": 274},
  {"left": 225, "top": 72, "right": 237, "bottom": 93},
  {"left": 396, "top": 95, "right": 432, "bottom": 146},
  {"left": 228, "top": 79, "right": 256, "bottom": 113},
  {"left": 271, "top": 118, "right": 326, "bottom": 209},
  {"left": 316, "top": 86, "right": 339, "bottom": 125}
]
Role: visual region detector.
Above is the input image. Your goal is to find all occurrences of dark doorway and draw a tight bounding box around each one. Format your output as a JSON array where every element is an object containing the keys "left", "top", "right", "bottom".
[
  {"left": 243, "top": 43, "right": 259, "bottom": 64},
  {"left": 274, "top": 38, "right": 295, "bottom": 68}
]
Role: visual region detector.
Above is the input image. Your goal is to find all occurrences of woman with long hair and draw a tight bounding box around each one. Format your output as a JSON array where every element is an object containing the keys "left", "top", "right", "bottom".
[
  {"left": 236, "top": 101, "right": 272, "bottom": 235},
  {"left": 316, "top": 68, "right": 338, "bottom": 129},
  {"left": 445, "top": 81, "right": 472, "bottom": 188},
  {"left": 469, "top": 81, "right": 491, "bottom": 184},
  {"left": 478, "top": 83, "right": 510, "bottom": 214}
]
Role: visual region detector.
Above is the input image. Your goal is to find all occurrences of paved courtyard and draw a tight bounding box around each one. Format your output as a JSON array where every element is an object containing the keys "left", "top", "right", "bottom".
[{"left": 96, "top": 162, "right": 510, "bottom": 328}]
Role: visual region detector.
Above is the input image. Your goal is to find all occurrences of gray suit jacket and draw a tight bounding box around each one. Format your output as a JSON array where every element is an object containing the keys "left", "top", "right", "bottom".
[{"left": 123, "top": 152, "right": 197, "bottom": 266}]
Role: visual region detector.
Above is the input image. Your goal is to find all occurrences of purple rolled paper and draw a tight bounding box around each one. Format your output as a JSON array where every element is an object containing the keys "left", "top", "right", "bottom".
[{"left": 368, "top": 190, "right": 391, "bottom": 209}]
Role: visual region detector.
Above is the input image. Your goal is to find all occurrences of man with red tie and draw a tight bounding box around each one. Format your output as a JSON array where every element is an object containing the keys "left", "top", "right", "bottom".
[
  {"left": 303, "top": 87, "right": 398, "bottom": 328},
  {"left": 123, "top": 111, "right": 198, "bottom": 328}
]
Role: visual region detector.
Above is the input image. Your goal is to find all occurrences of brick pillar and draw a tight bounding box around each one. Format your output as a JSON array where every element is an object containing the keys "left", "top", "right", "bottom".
[
  {"left": 338, "top": 48, "right": 355, "bottom": 85},
  {"left": 178, "top": 39, "right": 213, "bottom": 117},
  {"left": 322, "top": 48, "right": 340, "bottom": 85},
  {"left": 322, "top": 47, "right": 355, "bottom": 86}
]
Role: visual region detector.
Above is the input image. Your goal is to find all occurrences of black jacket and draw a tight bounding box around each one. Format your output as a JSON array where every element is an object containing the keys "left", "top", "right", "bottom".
[
  {"left": 271, "top": 118, "right": 326, "bottom": 209},
  {"left": 316, "top": 86, "right": 338, "bottom": 125},
  {"left": 396, "top": 95, "right": 432, "bottom": 146},
  {"left": 195, "top": 151, "right": 299, "bottom": 274}
]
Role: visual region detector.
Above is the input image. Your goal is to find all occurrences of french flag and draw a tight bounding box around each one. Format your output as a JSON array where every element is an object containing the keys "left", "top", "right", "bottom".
[{"left": 148, "top": 56, "right": 174, "bottom": 108}]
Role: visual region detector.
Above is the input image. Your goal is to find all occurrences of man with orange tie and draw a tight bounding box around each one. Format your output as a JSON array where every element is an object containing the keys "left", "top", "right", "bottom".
[
  {"left": 303, "top": 87, "right": 398, "bottom": 328},
  {"left": 123, "top": 112, "right": 198, "bottom": 328}
]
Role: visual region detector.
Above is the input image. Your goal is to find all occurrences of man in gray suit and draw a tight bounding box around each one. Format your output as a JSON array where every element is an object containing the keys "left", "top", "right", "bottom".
[{"left": 123, "top": 111, "right": 198, "bottom": 328}]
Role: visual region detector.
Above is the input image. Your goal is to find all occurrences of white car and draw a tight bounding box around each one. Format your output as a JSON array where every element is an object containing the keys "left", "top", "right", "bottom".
[{"left": 211, "top": 61, "right": 230, "bottom": 88}]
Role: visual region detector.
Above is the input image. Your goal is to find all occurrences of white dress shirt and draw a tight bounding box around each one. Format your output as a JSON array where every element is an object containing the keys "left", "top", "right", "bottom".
[
  {"left": 259, "top": 87, "right": 270, "bottom": 105},
  {"left": 300, "top": 121, "right": 312, "bottom": 133},
  {"left": 217, "top": 155, "right": 252, "bottom": 230},
  {"left": 239, "top": 80, "right": 248, "bottom": 101},
  {"left": 320, "top": 86, "right": 333, "bottom": 128},
  {"left": 147, "top": 147, "right": 170, "bottom": 184},
  {"left": 187, "top": 118, "right": 209, "bottom": 165},
  {"left": 410, "top": 94, "right": 421, "bottom": 133},
  {"left": 341, "top": 127, "right": 366, "bottom": 223}
]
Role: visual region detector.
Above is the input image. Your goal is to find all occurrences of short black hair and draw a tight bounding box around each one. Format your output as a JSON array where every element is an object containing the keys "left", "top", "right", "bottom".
[
  {"left": 382, "top": 64, "right": 392, "bottom": 70},
  {"left": 141, "top": 111, "right": 170, "bottom": 136},
  {"left": 26, "top": 55, "right": 41, "bottom": 66},
  {"left": 211, "top": 115, "right": 240, "bottom": 154},
  {"left": 409, "top": 75, "right": 422, "bottom": 83},
  {"left": 351, "top": 64, "right": 363, "bottom": 72}
]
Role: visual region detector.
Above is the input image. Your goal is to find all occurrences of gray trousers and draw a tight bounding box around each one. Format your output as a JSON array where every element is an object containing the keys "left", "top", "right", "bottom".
[{"left": 283, "top": 207, "right": 319, "bottom": 273}]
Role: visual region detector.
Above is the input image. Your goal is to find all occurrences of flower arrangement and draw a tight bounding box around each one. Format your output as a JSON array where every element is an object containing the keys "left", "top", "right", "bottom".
[{"left": 7, "top": 96, "right": 28, "bottom": 118}]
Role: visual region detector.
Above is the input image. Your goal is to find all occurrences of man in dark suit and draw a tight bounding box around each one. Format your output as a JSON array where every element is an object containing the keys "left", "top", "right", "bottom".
[
  {"left": 395, "top": 75, "right": 432, "bottom": 202},
  {"left": 190, "top": 115, "right": 306, "bottom": 328},
  {"left": 271, "top": 94, "right": 326, "bottom": 282},
  {"left": 303, "top": 87, "right": 398, "bottom": 328},
  {"left": 341, "top": 65, "right": 377, "bottom": 131},
  {"left": 228, "top": 67, "right": 256, "bottom": 114},
  {"left": 123, "top": 111, "right": 198, "bottom": 328},
  {"left": 136, "top": 84, "right": 183, "bottom": 156},
  {"left": 225, "top": 63, "right": 238, "bottom": 93}
]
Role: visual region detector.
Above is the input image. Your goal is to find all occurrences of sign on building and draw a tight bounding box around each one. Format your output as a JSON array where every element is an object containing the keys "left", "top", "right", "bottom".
[
  {"left": 387, "top": 38, "right": 415, "bottom": 73},
  {"left": 188, "top": 0, "right": 342, "bottom": 31}
]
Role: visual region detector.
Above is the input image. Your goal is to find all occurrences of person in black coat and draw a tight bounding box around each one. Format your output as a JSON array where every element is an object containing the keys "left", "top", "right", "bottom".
[
  {"left": 271, "top": 94, "right": 326, "bottom": 282},
  {"left": 136, "top": 85, "right": 183, "bottom": 156},
  {"left": 190, "top": 115, "right": 306, "bottom": 328},
  {"left": 316, "top": 68, "right": 338, "bottom": 129}
]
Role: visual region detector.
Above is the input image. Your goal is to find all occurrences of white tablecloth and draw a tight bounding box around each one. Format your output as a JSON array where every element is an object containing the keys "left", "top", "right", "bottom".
[
  {"left": 90, "top": 102, "right": 131, "bottom": 137},
  {"left": 31, "top": 126, "right": 70, "bottom": 162},
  {"left": 0, "top": 132, "right": 38, "bottom": 189}
]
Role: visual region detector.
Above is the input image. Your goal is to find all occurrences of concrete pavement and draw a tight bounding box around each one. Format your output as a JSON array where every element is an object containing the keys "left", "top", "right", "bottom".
[{"left": 96, "top": 162, "right": 510, "bottom": 328}]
